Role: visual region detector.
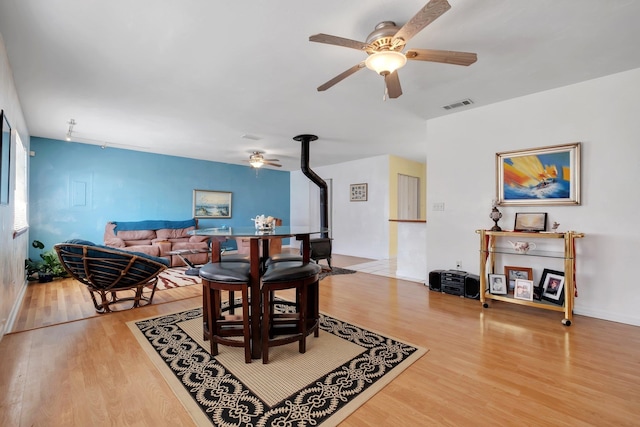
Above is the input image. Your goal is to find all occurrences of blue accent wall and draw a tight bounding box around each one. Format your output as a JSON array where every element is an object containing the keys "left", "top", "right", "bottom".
[{"left": 29, "top": 137, "right": 290, "bottom": 258}]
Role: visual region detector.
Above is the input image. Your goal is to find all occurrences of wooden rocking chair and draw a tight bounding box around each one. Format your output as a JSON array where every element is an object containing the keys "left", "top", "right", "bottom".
[{"left": 54, "top": 241, "right": 169, "bottom": 313}]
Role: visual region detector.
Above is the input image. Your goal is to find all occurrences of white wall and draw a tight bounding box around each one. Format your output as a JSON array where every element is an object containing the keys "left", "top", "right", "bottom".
[
  {"left": 291, "top": 155, "right": 390, "bottom": 259},
  {"left": 426, "top": 67, "right": 640, "bottom": 326},
  {"left": 0, "top": 33, "right": 30, "bottom": 340}
]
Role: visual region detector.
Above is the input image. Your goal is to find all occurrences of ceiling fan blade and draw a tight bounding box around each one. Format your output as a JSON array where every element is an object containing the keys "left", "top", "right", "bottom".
[
  {"left": 393, "top": 0, "right": 451, "bottom": 43},
  {"left": 309, "top": 33, "right": 368, "bottom": 51},
  {"left": 263, "top": 162, "right": 282, "bottom": 167},
  {"left": 405, "top": 49, "right": 477, "bottom": 66},
  {"left": 385, "top": 71, "right": 402, "bottom": 99},
  {"left": 317, "top": 62, "right": 366, "bottom": 91},
  {"left": 263, "top": 158, "right": 280, "bottom": 162}
]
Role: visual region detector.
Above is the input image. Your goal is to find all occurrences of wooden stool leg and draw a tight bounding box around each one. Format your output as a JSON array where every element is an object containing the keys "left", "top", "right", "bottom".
[
  {"left": 202, "top": 284, "right": 209, "bottom": 341},
  {"left": 299, "top": 284, "right": 308, "bottom": 354},
  {"left": 242, "top": 286, "right": 251, "bottom": 363},
  {"left": 262, "top": 287, "right": 271, "bottom": 364},
  {"left": 228, "top": 290, "right": 235, "bottom": 315},
  {"left": 312, "top": 280, "right": 319, "bottom": 338},
  {"left": 203, "top": 280, "right": 218, "bottom": 356}
]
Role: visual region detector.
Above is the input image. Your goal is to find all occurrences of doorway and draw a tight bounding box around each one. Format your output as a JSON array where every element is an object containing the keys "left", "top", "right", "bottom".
[{"left": 397, "top": 174, "right": 419, "bottom": 220}]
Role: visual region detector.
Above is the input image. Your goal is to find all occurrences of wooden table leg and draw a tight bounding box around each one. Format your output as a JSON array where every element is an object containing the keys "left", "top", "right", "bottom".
[
  {"left": 249, "top": 238, "right": 261, "bottom": 359},
  {"left": 299, "top": 234, "right": 310, "bottom": 263}
]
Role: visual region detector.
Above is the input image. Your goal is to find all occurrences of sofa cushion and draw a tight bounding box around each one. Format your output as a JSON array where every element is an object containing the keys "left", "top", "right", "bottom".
[
  {"left": 189, "top": 235, "right": 209, "bottom": 243},
  {"left": 165, "top": 237, "right": 190, "bottom": 244},
  {"left": 120, "top": 245, "right": 161, "bottom": 257},
  {"left": 116, "top": 229, "right": 157, "bottom": 241},
  {"left": 172, "top": 241, "right": 209, "bottom": 251},
  {"left": 156, "top": 226, "right": 195, "bottom": 240},
  {"left": 104, "top": 238, "right": 125, "bottom": 248},
  {"left": 125, "top": 239, "right": 153, "bottom": 246}
]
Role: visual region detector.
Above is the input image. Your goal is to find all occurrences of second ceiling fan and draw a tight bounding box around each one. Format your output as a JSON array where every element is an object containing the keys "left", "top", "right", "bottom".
[
  {"left": 246, "top": 151, "right": 282, "bottom": 168},
  {"left": 309, "top": 0, "right": 477, "bottom": 99}
]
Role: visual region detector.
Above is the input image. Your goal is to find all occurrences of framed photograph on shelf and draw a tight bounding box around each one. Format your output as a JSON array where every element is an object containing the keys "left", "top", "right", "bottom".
[
  {"left": 514, "top": 212, "right": 548, "bottom": 232},
  {"left": 488, "top": 273, "right": 507, "bottom": 295},
  {"left": 540, "top": 269, "right": 565, "bottom": 305},
  {"left": 350, "top": 183, "right": 368, "bottom": 202},
  {"left": 504, "top": 266, "right": 533, "bottom": 291},
  {"left": 514, "top": 279, "right": 534, "bottom": 301},
  {"left": 193, "top": 189, "right": 232, "bottom": 218},
  {"left": 495, "top": 142, "right": 581, "bottom": 206}
]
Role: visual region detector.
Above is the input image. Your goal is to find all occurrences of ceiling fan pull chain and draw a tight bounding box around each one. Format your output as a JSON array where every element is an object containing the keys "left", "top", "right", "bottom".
[{"left": 383, "top": 82, "right": 388, "bottom": 101}]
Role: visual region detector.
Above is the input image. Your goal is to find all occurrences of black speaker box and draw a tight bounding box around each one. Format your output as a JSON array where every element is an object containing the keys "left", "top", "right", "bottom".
[
  {"left": 428, "top": 270, "right": 444, "bottom": 291},
  {"left": 464, "top": 274, "right": 480, "bottom": 299}
]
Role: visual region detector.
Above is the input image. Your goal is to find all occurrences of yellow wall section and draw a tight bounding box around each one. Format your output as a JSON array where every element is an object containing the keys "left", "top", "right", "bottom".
[{"left": 388, "top": 155, "right": 426, "bottom": 258}]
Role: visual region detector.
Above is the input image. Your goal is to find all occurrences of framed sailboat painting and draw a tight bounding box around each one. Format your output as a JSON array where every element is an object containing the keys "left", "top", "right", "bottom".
[{"left": 495, "top": 143, "right": 581, "bottom": 206}]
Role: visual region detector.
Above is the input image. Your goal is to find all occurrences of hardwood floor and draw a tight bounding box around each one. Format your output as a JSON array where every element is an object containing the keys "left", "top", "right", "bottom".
[{"left": 2, "top": 254, "right": 640, "bottom": 426}]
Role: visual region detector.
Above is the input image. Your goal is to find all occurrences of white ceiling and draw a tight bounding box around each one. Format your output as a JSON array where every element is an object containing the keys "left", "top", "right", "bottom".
[{"left": 1, "top": 0, "right": 640, "bottom": 171}]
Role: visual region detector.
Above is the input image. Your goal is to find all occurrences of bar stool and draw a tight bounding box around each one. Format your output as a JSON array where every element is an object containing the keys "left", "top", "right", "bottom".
[
  {"left": 218, "top": 253, "right": 250, "bottom": 315},
  {"left": 260, "top": 261, "right": 321, "bottom": 364},
  {"left": 200, "top": 262, "right": 252, "bottom": 363}
]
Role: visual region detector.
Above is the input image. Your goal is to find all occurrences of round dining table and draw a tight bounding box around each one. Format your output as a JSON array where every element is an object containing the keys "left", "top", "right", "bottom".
[{"left": 189, "top": 226, "right": 328, "bottom": 359}]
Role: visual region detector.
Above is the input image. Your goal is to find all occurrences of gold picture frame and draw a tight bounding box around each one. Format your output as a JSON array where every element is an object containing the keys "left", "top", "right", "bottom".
[
  {"left": 193, "top": 189, "right": 232, "bottom": 218},
  {"left": 496, "top": 142, "right": 581, "bottom": 206}
]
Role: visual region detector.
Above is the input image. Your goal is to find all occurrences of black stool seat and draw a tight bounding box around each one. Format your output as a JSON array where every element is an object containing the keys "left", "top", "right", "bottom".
[
  {"left": 265, "top": 253, "right": 303, "bottom": 267},
  {"left": 200, "top": 262, "right": 252, "bottom": 363},
  {"left": 201, "top": 261, "right": 250, "bottom": 316},
  {"left": 261, "top": 261, "right": 321, "bottom": 363},
  {"left": 262, "top": 261, "right": 320, "bottom": 282},
  {"left": 220, "top": 253, "right": 251, "bottom": 263},
  {"left": 200, "top": 261, "right": 250, "bottom": 282}
]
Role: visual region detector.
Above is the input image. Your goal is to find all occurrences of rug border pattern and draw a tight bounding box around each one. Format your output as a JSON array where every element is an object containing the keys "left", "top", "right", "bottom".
[{"left": 131, "top": 307, "right": 425, "bottom": 426}]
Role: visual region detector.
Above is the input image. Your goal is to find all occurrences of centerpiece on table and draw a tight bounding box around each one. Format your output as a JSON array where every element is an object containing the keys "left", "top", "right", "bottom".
[{"left": 251, "top": 215, "right": 276, "bottom": 232}]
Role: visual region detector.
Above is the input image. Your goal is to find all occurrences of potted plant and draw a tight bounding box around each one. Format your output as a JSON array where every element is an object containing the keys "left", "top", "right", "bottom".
[{"left": 25, "top": 240, "right": 67, "bottom": 282}]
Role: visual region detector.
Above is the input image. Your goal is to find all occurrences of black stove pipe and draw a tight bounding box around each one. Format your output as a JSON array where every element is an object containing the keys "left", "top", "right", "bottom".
[{"left": 294, "top": 134, "right": 328, "bottom": 238}]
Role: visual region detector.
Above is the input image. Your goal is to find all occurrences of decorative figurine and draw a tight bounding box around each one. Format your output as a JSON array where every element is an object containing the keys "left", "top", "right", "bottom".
[
  {"left": 490, "top": 200, "right": 502, "bottom": 231},
  {"left": 552, "top": 221, "right": 560, "bottom": 232}
]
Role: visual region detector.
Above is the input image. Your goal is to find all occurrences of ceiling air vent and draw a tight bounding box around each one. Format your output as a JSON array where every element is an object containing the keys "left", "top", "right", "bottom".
[
  {"left": 241, "top": 134, "right": 261, "bottom": 141},
  {"left": 442, "top": 98, "right": 474, "bottom": 110}
]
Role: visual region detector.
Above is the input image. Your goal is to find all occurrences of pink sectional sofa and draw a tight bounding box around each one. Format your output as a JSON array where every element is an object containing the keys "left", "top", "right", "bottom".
[{"left": 103, "top": 219, "right": 210, "bottom": 267}]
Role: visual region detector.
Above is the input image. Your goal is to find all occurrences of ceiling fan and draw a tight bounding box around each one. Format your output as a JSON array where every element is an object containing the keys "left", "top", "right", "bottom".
[
  {"left": 309, "top": 0, "right": 477, "bottom": 99},
  {"left": 245, "top": 151, "right": 282, "bottom": 168}
]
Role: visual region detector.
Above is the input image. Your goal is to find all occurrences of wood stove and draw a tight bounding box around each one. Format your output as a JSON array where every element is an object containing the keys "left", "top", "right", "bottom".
[
  {"left": 309, "top": 237, "right": 332, "bottom": 269},
  {"left": 294, "top": 134, "right": 332, "bottom": 269}
]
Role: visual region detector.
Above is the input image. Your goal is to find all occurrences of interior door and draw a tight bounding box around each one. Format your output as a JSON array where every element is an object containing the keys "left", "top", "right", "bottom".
[{"left": 398, "top": 174, "right": 419, "bottom": 220}]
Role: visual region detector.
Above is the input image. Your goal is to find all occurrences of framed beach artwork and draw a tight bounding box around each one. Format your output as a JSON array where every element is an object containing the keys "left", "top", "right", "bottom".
[
  {"left": 495, "top": 143, "right": 581, "bottom": 206},
  {"left": 193, "top": 189, "right": 232, "bottom": 218}
]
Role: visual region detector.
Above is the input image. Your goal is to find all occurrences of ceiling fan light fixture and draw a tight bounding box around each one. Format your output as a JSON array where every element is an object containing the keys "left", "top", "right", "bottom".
[
  {"left": 249, "top": 159, "right": 264, "bottom": 168},
  {"left": 365, "top": 50, "right": 407, "bottom": 75}
]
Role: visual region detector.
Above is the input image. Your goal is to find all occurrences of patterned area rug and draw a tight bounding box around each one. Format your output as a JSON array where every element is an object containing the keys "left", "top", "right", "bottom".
[
  {"left": 127, "top": 305, "right": 427, "bottom": 426},
  {"left": 155, "top": 267, "right": 200, "bottom": 290},
  {"left": 319, "top": 266, "right": 356, "bottom": 281}
]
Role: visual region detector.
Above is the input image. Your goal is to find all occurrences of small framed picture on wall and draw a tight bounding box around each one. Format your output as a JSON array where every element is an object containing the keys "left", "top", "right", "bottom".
[{"left": 350, "top": 183, "right": 368, "bottom": 202}]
